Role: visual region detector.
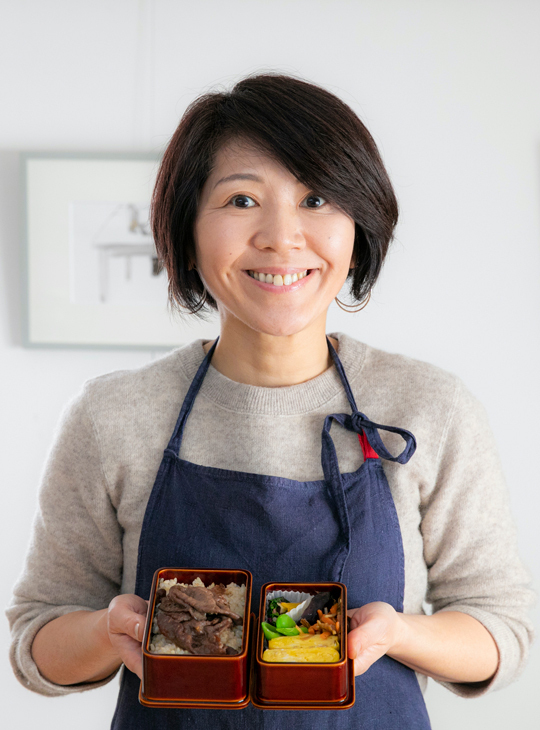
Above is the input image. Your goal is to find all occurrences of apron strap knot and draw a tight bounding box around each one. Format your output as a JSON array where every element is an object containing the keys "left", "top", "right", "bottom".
[{"left": 348, "top": 411, "right": 417, "bottom": 464}]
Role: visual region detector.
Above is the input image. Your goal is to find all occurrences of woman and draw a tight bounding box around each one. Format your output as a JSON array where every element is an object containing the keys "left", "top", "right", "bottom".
[{"left": 7, "top": 73, "right": 535, "bottom": 728}]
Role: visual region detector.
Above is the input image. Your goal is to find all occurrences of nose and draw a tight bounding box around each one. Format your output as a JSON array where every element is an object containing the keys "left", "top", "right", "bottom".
[{"left": 252, "top": 202, "right": 306, "bottom": 256}]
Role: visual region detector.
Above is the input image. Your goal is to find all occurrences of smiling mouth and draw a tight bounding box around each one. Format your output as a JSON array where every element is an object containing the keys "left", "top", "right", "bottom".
[{"left": 246, "top": 269, "right": 313, "bottom": 286}]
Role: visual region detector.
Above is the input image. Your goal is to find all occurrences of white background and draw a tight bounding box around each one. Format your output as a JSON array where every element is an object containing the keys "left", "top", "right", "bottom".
[{"left": 1, "top": 0, "right": 539, "bottom": 727}]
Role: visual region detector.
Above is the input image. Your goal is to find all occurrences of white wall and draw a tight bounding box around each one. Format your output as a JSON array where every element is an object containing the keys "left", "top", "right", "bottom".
[{"left": 1, "top": 0, "right": 539, "bottom": 727}]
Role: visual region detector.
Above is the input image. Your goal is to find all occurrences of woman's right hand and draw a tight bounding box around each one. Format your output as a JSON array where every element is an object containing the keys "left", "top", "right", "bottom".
[
  {"left": 31, "top": 594, "right": 150, "bottom": 685},
  {"left": 106, "top": 594, "right": 149, "bottom": 679}
]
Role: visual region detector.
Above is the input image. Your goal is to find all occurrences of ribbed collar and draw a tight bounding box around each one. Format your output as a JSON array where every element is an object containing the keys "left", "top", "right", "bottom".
[{"left": 178, "top": 331, "right": 366, "bottom": 416}]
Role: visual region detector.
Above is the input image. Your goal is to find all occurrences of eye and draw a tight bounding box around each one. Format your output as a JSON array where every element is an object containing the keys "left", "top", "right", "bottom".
[
  {"left": 226, "top": 192, "right": 327, "bottom": 209},
  {"left": 302, "top": 193, "right": 327, "bottom": 208},
  {"left": 228, "top": 194, "right": 256, "bottom": 208}
]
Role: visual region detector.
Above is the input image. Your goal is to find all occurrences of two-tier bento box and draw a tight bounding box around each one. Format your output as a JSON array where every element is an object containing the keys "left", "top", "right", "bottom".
[{"left": 139, "top": 568, "right": 355, "bottom": 710}]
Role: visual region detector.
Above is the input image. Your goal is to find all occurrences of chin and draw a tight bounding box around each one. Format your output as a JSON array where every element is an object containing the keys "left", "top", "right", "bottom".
[{"left": 243, "top": 315, "right": 318, "bottom": 339}]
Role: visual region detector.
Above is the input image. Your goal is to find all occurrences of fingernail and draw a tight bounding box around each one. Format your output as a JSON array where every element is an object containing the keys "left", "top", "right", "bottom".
[{"left": 135, "top": 623, "right": 140, "bottom": 641}]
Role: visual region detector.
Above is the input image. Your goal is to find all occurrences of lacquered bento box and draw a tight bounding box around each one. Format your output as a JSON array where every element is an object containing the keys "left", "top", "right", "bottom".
[
  {"left": 139, "top": 568, "right": 355, "bottom": 710},
  {"left": 139, "top": 568, "right": 253, "bottom": 708},
  {"left": 252, "top": 581, "right": 350, "bottom": 707}
]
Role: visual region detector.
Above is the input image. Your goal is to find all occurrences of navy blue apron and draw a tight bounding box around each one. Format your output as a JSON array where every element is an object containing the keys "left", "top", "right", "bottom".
[{"left": 111, "top": 335, "right": 432, "bottom": 729}]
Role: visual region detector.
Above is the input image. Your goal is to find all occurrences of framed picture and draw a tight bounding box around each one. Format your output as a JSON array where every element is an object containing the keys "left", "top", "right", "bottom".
[{"left": 21, "top": 151, "right": 219, "bottom": 349}]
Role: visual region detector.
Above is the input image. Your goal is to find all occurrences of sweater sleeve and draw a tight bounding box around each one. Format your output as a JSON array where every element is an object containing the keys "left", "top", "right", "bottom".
[
  {"left": 5, "top": 385, "right": 124, "bottom": 696},
  {"left": 420, "top": 377, "right": 536, "bottom": 697}
]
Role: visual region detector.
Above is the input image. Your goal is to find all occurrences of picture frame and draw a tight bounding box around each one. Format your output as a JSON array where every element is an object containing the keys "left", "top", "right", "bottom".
[{"left": 21, "top": 151, "right": 219, "bottom": 349}]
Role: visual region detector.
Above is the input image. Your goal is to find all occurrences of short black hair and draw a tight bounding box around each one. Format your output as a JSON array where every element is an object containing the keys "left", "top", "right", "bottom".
[{"left": 151, "top": 71, "right": 398, "bottom": 317}]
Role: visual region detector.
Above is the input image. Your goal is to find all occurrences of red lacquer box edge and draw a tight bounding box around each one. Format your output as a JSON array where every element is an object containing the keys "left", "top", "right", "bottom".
[
  {"left": 254, "top": 581, "right": 351, "bottom": 705},
  {"left": 140, "top": 567, "right": 252, "bottom": 705}
]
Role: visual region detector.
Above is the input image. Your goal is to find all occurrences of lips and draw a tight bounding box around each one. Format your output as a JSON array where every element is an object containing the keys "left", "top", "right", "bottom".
[
  {"left": 244, "top": 267, "right": 315, "bottom": 276},
  {"left": 244, "top": 268, "right": 316, "bottom": 292}
]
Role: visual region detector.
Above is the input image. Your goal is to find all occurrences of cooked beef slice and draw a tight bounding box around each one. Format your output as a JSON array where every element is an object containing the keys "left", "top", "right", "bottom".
[
  {"left": 163, "top": 584, "right": 243, "bottom": 625},
  {"left": 208, "top": 587, "right": 244, "bottom": 625},
  {"left": 158, "top": 606, "right": 192, "bottom": 623},
  {"left": 193, "top": 617, "right": 234, "bottom": 655},
  {"left": 210, "top": 583, "right": 227, "bottom": 597},
  {"left": 154, "top": 582, "right": 244, "bottom": 655},
  {"left": 182, "top": 585, "right": 243, "bottom": 625},
  {"left": 159, "top": 585, "right": 206, "bottom": 621},
  {"left": 156, "top": 611, "right": 234, "bottom": 655}
]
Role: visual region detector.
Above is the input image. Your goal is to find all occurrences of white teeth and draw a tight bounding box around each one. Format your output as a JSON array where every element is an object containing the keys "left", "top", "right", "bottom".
[{"left": 248, "top": 269, "right": 309, "bottom": 286}]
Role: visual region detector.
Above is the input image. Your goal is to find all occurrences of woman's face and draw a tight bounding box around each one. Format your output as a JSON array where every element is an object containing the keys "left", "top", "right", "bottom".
[{"left": 194, "top": 138, "right": 356, "bottom": 339}]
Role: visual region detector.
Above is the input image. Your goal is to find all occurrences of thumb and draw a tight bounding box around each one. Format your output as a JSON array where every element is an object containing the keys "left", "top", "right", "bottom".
[
  {"left": 108, "top": 594, "right": 149, "bottom": 642},
  {"left": 346, "top": 611, "right": 381, "bottom": 659}
]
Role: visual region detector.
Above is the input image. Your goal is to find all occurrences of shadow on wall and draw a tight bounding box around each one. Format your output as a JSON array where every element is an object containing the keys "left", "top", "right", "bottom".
[{"left": 0, "top": 151, "right": 23, "bottom": 347}]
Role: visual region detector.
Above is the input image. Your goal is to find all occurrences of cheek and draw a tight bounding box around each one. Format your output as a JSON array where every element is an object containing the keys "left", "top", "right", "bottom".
[
  {"left": 202, "top": 213, "right": 245, "bottom": 243},
  {"left": 311, "top": 215, "right": 356, "bottom": 255},
  {"left": 195, "top": 219, "right": 244, "bottom": 277},
  {"left": 316, "top": 225, "right": 355, "bottom": 269}
]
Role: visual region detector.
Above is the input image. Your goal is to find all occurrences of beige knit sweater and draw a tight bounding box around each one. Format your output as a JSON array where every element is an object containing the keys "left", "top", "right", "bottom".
[{"left": 6, "top": 332, "right": 535, "bottom": 700}]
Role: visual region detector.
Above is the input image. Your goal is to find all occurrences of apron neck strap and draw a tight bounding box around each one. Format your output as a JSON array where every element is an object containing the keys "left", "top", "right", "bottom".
[
  {"left": 168, "top": 334, "right": 416, "bottom": 465},
  {"left": 169, "top": 335, "right": 345, "bottom": 454},
  {"left": 326, "top": 335, "right": 358, "bottom": 413},
  {"left": 167, "top": 336, "right": 220, "bottom": 453}
]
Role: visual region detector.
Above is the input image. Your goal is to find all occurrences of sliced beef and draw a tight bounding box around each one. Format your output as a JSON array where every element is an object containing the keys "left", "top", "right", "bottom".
[
  {"left": 156, "top": 611, "right": 233, "bottom": 655},
  {"left": 156, "top": 611, "right": 204, "bottom": 650},
  {"left": 161, "top": 584, "right": 242, "bottom": 625},
  {"left": 210, "top": 583, "right": 227, "bottom": 597},
  {"left": 159, "top": 584, "right": 206, "bottom": 621},
  {"left": 180, "top": 585, "right": 243, "bottom": 625},
  {"left": 155, "top": 582, "right": 244, "bottom": 655},
  {"left": 193, "top": 617, "right": 234, "bottom": 655},
  {"left": 158, "top": 605, "right": 192, "bottom": 623},
  {"left": 209, "top": 587, "right": 244, "bottom": 625}
]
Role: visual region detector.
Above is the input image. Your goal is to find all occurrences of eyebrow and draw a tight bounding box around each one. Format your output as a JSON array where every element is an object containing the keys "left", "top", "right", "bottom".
[{"left": 213, "top": 173, "right": 264, "bottom": 189}]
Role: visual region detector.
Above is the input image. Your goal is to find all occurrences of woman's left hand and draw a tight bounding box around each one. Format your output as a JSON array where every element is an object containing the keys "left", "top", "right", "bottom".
[{"left": 347, "top": 602, "right": 403, "bottom": 676}]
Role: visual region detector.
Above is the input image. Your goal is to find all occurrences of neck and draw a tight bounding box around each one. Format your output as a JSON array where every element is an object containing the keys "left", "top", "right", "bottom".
[{"left": 202, "top": 319, "right": 338, "bottom": 388}]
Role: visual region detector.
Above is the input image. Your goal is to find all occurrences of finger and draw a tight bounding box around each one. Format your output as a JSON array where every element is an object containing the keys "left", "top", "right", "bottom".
[
  {"left": 347, "top": 607, "right": 370, "bottom": 629},
  {"left": 110, "top": 593, "right": 149, "bottom": 616},
  {"left": 347, "top": 617, "right": 387, "bottom": 659},
  {"left": 109, "top": 601, "right": 148, "bottom": 642},
  {"left": 112, "top": 633, "right": 144, "bottom": 679},
  {"left": 352, "top": 643, "right": 387, "bottom": 676},
  {"left": 124, "top": 595, "right": 149, "bottom": 616}
]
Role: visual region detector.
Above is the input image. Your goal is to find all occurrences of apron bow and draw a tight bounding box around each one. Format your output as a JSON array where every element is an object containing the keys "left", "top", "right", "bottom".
[{"left": 347, "top": 410, "right": 417, "bottom": 464}]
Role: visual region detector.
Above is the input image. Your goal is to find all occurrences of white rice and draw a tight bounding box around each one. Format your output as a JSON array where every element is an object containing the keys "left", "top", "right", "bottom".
[{"left": 149, "top": 577, "right": 246, "bottom": 655}]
